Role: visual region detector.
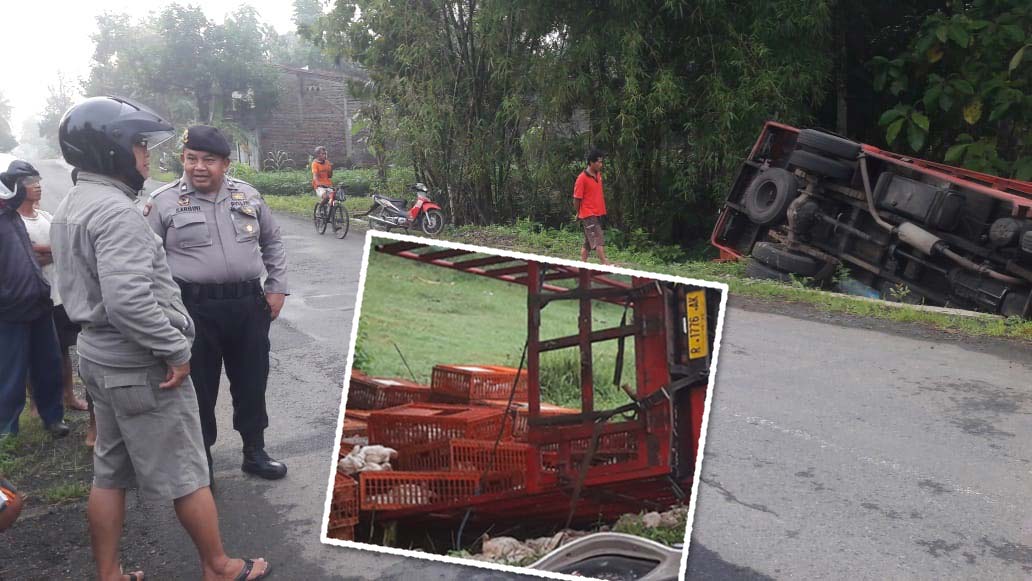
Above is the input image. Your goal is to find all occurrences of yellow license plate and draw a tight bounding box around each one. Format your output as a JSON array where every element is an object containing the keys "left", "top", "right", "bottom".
[{"left": 686, "top": 290, "right": 708, "bottom": 360}]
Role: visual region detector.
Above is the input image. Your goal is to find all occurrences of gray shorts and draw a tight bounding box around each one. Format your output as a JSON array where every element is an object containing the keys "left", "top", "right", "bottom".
[{"left": 78, "top": 357, "right": 209, "bottom": 501}]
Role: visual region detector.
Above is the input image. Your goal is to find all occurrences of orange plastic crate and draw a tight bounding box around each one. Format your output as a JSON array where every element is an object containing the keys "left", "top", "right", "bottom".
[
  {"left": 431, "top": 364, "right": 528, "bottom": 402},
  {"left": 347, "top": 374, "right": 431, "bottom": 410},
  {"left": 341, "top": 418, "right": 367, "bottom": 439},
  {"left": 474, "top": 400, "right": 579, "bottom": 440},
  {"left": 359, "top": 470, "right": 524, "bottom": 510},
  {"left": 329, "top": 473, "right": 359, "bottom": 528},
  {"left": 367, "top": 403, "right": 505, "bottom": 449},
  {"left": 397, "top": 438, "right": 531, "bottom": 472},
  {"left": 327, "top": 524, "right": 355, "bottom": 541}
]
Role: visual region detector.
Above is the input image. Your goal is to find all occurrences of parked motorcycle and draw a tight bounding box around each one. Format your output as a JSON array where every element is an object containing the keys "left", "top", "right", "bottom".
[{"left": 365, "top": 183, "right": 446, "bottom": 236}]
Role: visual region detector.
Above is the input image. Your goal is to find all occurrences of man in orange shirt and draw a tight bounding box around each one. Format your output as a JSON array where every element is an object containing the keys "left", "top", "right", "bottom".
[
  {"left": 573, "top": 148, "right": 609, "bottom": 264},
  {"left": 311, "top": 146, "right": 333, "bottom": 206}
]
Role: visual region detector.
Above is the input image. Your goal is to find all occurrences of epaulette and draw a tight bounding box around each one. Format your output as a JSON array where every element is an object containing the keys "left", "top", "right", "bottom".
[
  {"left": 149, "top": 179, "right": 181, "bottom": 199},
  {"left": 227, "top": 176, "right": 263, "bottom": 198}
]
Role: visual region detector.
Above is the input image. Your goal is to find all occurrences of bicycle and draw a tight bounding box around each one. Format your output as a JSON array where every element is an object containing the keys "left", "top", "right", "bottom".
[{"left": 313, "top": 184, "right": 350, "bottom": 239}]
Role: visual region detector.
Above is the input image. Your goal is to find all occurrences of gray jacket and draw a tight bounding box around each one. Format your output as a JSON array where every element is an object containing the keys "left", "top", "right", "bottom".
[{"left": 50, "top": 172, "right": 194, "bottom": 367}]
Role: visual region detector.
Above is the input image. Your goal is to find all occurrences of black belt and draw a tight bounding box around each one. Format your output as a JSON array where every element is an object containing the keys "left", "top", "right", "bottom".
[{"left": 176, "top": 279, "right": 262, "bottom": 301}]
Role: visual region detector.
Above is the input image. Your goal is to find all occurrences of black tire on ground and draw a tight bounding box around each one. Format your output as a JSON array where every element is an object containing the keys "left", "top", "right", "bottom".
[
  {"left": 751, "top": 241, "right": 824, "bottom": 277},
  {"left": 797, "top": 129, "right": 862, "bottom": 160},
  {"left": 743, "top": 258, "right": 794, "bottom": 283},
  {"left": 313, "top": 202, "right": 328, "bottom": 235},
  {"left": 788, "top": 149, "right": 855, "bottom": 181},
  {"left": 332, "top": 204, "right": 350, "bottom": 239},
  {"left": 742, "top": 168, "right": 800, "bottom": 226}
]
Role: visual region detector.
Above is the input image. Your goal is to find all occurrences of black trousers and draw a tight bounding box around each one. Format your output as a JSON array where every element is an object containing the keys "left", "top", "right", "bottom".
[{"left": 182, "top": 292, "right": 271, "bottom": 450}]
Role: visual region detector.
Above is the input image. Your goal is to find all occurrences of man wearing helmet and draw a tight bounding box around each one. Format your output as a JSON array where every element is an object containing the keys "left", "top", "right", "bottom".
[
  {"left": 50, "top": 96, "right": 270, "bottom": 581},
  {"left": 0, "top": 160, "right": 68, "bottom": 439}
]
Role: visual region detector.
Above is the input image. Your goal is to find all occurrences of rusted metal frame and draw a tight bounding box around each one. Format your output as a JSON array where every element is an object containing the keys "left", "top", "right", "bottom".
[
  {"left": 526, "top": 262, "right": 542, "bottom": 492},
  {"left": 578, "top": 269, "right": 594, "bottom": 415},
  {"left": 539, "top": 284, "right": 646, "bottom": 305},
  {"left": 537, "top": 324, "right": 638, "bottom": 353},
  {"left": 376, "top": 241, "right": 425, "bottom": 254},
  {"left": 485, "top": 264, "right": 530, "bottom": 276},
  {"left": 417, "top": 248, "right": 473, "bottom": 261},
  {"left": 389, "top": 249, "right": 571, "bottom": 293},
  {"left": 452, "top": 255, "right": 516, "bottom": 269}
]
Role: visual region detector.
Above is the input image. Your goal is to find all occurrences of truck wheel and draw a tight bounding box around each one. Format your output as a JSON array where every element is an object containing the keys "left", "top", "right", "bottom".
[
  {"left": 797, "top": 129, "right": 861, "bottom": 160},
  {"left": 744, "top": 258, "right": 794, "bottom": 283},
  {"left": 788, "top": 149, "right": 854, "bottom": 181},
  {"left": 742, "top": 168, "right": 800, "bottom": 226},
  {"left": 752, "top": 242, "right": 824, "bottom": 277}
]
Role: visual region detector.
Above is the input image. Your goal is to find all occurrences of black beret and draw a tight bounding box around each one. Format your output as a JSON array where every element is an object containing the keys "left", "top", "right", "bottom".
[{"left": 181, "top": 125, "right": 231, "bottom": 158}]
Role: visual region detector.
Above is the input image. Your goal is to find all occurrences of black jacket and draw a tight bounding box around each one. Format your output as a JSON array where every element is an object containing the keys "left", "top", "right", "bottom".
[{"left": 0, "top": 205, "right": 52, "bottom": 322}]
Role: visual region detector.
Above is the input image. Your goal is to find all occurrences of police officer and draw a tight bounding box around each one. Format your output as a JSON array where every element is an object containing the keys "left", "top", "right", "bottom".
[{"left": 146, "top": 125, "right": 288, "bottom": 482}]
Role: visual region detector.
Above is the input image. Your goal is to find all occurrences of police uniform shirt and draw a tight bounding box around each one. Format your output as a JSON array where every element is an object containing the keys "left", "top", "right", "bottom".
[{"left": 146, "top": 176, "right": 288, "bottom": 294}]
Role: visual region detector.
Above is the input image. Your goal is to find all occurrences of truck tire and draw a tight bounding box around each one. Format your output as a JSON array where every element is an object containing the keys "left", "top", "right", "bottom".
[
  {"left": 743, "top": 258, "right": 794, "bottom": 283},
  {"left": 788, "top": 149, "right": 854, "bottom": 181},
  {"left": 797, "top": 129, "right": 861, "bottom": 160},
  {"left": 742, "top": 168, "right": 800, "bottom": 226},
  {"left": 752, "top": 241, "right": 824, "bottom": 277}
]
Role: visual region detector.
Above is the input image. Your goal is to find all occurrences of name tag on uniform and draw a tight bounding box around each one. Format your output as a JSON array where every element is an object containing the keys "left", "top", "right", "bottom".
[
  {"left": 231, "top": 201, "right": 257, "bottom": 217},
  {"left": 175, "top": 205, "right": 202, "bottom": 213}
]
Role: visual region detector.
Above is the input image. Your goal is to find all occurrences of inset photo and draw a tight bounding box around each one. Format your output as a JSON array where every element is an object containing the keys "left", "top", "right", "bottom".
[{"left": 322, "top": 232, "right": 727, "bottom": 580}]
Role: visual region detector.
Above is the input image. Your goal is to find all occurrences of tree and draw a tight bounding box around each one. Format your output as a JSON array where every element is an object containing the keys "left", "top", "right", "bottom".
[
  {"left": 307, "top": 0, "right": 838, "bottom": 242},
  {"left": 38, "top": 73, "right": 79, "bottom": 157},
  {"left": 0, "top": 91, "right": 16, "bottom": 153},
  {"left": 871, "top": 0, "right": 1032, "bottom": 179},
  {"left": 84, "top": 4, "right": 280, "bottom": 128}
]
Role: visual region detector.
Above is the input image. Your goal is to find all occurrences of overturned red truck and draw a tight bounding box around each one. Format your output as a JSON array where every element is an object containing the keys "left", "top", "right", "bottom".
[
  {"left": 328, "top": 241, "right": 722, "bottom": 549},
  {"left": 712, "top": 121, "right": 1032, "bottom": 318}
]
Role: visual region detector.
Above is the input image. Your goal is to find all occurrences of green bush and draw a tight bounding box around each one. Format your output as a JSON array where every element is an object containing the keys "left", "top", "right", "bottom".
[{"left": 243, "top": 170, "right": 311, "bottom": 196}]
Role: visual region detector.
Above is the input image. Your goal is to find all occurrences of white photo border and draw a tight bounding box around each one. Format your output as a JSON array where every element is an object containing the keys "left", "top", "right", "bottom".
[{"left": 321, "top": 230, "right": 730, "bottom": 581}]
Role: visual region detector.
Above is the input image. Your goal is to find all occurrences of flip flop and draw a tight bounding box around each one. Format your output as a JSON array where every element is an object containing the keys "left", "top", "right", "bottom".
[{"left": 233, "top": 558, "right": 271, "bottom": 581}]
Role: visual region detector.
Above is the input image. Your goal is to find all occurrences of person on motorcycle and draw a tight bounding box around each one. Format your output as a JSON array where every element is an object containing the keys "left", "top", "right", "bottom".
[{"left": 312, "top": 146, "right": 333, "bottom": 206}]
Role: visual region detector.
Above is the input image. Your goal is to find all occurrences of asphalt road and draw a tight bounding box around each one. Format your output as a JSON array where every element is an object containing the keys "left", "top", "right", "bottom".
[
  {"left": 688, "top": 300, "right": 1032, "bottom": 580},
  {"left": 20, "top": 160, "right": 1032, "bottom": 579}
]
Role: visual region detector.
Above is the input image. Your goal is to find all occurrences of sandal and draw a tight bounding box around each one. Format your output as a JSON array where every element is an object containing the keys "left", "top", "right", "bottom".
[{"left": 233, "top": 558, "right": 271, "bottom": 581}]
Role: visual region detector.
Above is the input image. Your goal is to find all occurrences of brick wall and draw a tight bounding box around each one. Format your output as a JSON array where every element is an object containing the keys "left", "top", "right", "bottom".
[{"left": 255, "top": 66, "right": 376, "bottom": 170}]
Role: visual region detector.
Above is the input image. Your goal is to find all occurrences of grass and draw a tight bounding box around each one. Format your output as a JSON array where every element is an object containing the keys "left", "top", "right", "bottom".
[
  {"left": 434, "top": 220, "right": 1032, "bottom": 343},
  {"left": 40, "top": 482, "right": 91, "bottom": 503},
  {"left": 612, "top": 509, "right": 688, "bottom": 546},
  {"left": 260, "top": 195, "right": 1032, "bottom": 342},
  {"left": 0, "top": 408, "right": 93, "bottom": 505},
  {"left": 264, "top": 194, "right": 372, "bottom": 219},
  {"left": 353, "top": 250, "right": 637, "bottom": 411}
]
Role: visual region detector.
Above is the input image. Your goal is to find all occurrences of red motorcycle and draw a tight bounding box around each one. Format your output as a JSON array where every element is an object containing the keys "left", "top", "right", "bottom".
[{"left": 365, "top": 183, "right": 446, "bottom": 236}]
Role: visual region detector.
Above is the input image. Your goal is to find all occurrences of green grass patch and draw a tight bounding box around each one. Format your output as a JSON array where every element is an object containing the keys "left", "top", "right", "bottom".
[
  {"left": 612, "top": 509, "right": 688, "bottom": 546},
  {"left": 40, "top": 481, "right": 90, "bottom": 503},
  {"left": 264, "top": 194, "right": 373, "bottom": 220},
  {"left": 437, "top": 221, "right": 1032, "bottom": 343},
  {"left": 0, "top": 408, "right": 93, "bottom": 506},
  {"left": 353, "top": 250, "right": 637, "bottom": 411}
]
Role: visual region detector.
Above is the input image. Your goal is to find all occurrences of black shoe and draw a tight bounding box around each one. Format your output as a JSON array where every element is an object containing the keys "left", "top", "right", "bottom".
[
  {"left": 45, "top": 421, "right": 70, "bottom": 439},
  {"left": 242, "top": 447, "right": 287, "bottom": 480}
]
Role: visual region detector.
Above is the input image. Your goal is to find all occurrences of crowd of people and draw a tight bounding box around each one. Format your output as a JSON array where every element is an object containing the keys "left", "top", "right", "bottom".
[{"left": 0, "top": 95, "right": 287, "bottom": 580}]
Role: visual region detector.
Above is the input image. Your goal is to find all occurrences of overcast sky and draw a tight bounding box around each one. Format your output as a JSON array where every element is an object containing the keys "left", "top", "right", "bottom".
[{"left": 5, "top": 1, "right": 298, "bottom": 140}]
